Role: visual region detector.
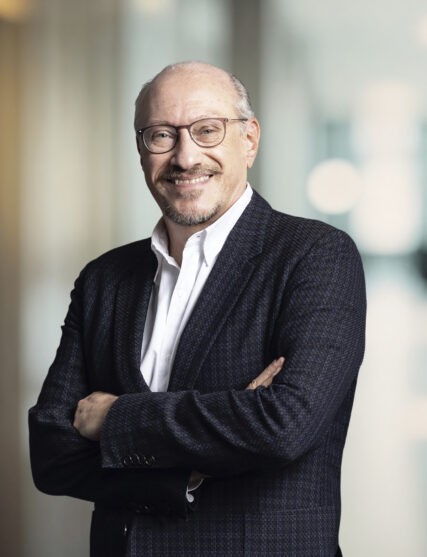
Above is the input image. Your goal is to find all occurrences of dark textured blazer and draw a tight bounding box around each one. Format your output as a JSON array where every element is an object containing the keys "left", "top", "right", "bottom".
[{"left": 29, "top": 190, "right": 366, "bottom": 557}]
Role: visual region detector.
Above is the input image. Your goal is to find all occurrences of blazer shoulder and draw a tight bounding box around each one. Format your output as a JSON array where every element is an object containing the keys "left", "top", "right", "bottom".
[
  {"left": 78, "top": 238, "right": 153, "bottom": 286},
  {"left": 267, "top": 209, "right": 361, "bottom": 261}
]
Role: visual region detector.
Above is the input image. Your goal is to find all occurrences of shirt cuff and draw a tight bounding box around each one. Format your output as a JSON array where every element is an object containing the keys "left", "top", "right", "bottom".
[{"left": 185, "top": 478, "right": 204, "bottom": 502}]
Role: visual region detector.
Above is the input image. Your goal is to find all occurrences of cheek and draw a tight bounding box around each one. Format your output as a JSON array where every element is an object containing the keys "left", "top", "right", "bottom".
[
  {"left": 140, "top": 155, "right": 151, "bottom": 176},
  {"left": 224, "top": 152, "right": 246, "bottom": 181},
  {"left": 223, "top": 139, "right": 246, "bottom": 168},
  {"left": 142, "top": 157, "right": 166, "bottom": 182}
]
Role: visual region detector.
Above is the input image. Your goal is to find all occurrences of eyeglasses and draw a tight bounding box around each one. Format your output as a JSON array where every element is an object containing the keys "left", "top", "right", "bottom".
[{"left": 136, "top": 117, "right": 248, "bottom": 154}]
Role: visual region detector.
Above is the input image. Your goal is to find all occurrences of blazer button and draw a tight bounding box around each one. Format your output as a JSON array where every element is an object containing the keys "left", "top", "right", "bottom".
[
  {"left": 135, "top": 504, "right": 151, "bottom": 515},
  {"left": 143, "top": 455, "right": 156, "bottom": 467},
  {"left": 122, "top": 455, "right": 130, "bottom": 467},
  {"left": 132, "top": 453, "right": 141, "bottom": 465}
]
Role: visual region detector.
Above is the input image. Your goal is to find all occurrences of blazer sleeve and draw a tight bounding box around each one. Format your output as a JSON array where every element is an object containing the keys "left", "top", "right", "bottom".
[
  {"left": 99, "top": 229, "right": 366, "bottom": 477},
  {"left": 28, "top": 270, "right": 192, "bottom": 518}
]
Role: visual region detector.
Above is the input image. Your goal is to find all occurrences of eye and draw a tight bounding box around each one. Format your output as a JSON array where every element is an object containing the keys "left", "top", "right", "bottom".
[
  {"left": 199, "top": 126, "right": 216, "bottom": 135},
  {"left": 151, "top": 128, "right": 175, "bottom": 140},
  {"left": 200, "top": 123, "right": 222, "bottom": 134},
  {"left": 192, "top": 120, "right": 223, "bottom": 140}
]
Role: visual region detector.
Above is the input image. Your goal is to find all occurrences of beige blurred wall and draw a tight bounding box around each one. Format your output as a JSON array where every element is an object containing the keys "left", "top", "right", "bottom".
[
  {"left": 1, "top": 1, "right": 119, "bottom": 555},
  {"left": 19, "top": 2, "right": 118, "bottom": 556},
  {"left": 0, "top": 16, "right": 23, "bottom": 557}
]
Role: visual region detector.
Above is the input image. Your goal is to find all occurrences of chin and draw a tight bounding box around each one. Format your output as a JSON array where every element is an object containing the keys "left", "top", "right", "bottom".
[{"left": 165, "top": 202, "right": 221, "bottom": 227}]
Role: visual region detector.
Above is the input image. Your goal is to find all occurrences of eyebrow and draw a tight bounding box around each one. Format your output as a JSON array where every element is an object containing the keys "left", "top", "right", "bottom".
[{"left": 142, "top": 115, "right": 222, "bottom": 127}]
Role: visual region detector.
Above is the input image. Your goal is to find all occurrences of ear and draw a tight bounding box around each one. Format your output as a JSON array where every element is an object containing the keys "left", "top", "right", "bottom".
[
  {"left": 136, "top": 135, "right": 144, "bottom": 169},
  {"left": 245, "top": 118, "right": 260, "bottom": 169}
]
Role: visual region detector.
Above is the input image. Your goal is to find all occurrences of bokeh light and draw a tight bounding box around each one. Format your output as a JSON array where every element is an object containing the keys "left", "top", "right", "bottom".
[{"left": 307, "top": 159, "right": 362, "bottom": 214}]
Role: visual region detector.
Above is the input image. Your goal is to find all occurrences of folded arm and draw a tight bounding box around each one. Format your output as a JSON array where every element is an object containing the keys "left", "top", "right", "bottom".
[
  {"left": 28, "top": 272, "right": 192, "bottom": 517},
  {"left": 29, "top": 403, "right": 192, "bottom": 515},
  {"left": 72, "top": 359, "right": 285, "bottom": 485},
  {"left": 98, "top": 230, "right": 366, "bottom": 477},
  {"left": 29, "top": 267, "right": 284, "bottom": 514}
]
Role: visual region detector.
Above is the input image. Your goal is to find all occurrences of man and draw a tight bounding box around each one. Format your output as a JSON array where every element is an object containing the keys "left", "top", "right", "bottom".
[{"left": 29, "top": 62, "right": 366, "bottom": 557}]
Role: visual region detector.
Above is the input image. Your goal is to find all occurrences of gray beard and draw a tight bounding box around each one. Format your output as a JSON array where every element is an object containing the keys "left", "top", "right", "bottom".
[
  {"left": 163, "top": 190, "right": 221, "bottom": 226},
  {"left": 164, "top": 203, "right": 220, "bottom": 226}
]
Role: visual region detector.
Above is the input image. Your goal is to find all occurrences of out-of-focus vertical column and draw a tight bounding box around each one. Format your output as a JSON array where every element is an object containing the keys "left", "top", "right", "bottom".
[
  {"left": 20, "top": 1, "right": 118, "bottom": 556},
  {"left": 0, "top": 18, "right": 23, "bottom": 557},
  {"left": 230, "top": 0, "right": 261, "bottom": 187},
  {"left": 259, "top": 0, "right": 312, "bottom": 215}
]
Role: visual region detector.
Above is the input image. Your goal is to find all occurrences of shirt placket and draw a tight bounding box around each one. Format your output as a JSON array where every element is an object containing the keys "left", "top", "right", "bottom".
[{"left": 160, "top": 239, "right": 201, "bottom": 386}]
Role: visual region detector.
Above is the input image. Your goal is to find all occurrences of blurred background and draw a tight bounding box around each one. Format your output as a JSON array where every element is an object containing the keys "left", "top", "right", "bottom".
[{"left": 1, "top": 0, "right": 427, "bottom": 555}]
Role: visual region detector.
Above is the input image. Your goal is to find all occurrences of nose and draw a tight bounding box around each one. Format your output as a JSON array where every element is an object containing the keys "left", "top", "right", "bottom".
[{"left": 170, "top": 129, "right": 203, "bottom": 170}]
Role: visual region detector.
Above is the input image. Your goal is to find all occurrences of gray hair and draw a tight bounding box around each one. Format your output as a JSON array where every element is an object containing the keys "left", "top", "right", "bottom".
[{"left": 134, "top": 61, "right": 254, "bottom": 131}]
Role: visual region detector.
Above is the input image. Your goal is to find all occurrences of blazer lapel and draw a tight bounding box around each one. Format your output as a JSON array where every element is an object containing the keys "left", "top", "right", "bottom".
[
  {"left": 113, "top": 245, "right": 157, "bottom": 394},
  {"left": 168, "top": 191, "right": 272, "bottom": 392}
]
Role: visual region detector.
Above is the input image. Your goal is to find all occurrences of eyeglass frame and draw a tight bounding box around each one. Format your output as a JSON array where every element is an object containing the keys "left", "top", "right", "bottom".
[{"left": 136, "top": 117, "right": 248, "bottom": 154}]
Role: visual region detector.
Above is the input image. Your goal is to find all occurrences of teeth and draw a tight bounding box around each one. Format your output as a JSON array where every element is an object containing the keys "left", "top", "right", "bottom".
[{"left": 172, "top": 175, "right": 210, "bottom": 185}]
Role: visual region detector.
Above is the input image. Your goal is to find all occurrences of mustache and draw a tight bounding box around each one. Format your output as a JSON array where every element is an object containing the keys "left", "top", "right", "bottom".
[{"left": 162, "top": 168, "right": 220, "bottom": 180}]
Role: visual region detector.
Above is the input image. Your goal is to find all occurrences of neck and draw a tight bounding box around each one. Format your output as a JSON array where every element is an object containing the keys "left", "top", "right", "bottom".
[
  {"left": 161, "top": 183, "right": 248, "bottom": 265},
  {"left": 163, "top": 218, "right": 209, "bottom": 267}
]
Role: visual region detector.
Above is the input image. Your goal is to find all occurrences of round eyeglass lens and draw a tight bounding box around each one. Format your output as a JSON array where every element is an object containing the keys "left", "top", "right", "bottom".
[
  {"left": 191, "top": 119, "right": 225, "bottom": 146},
  {"left": 144, "top": 126, "right": 176, "bottom": 153}
]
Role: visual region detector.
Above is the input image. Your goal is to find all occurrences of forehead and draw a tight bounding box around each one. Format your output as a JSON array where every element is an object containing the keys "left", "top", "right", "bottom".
[{"left": 142, "top": 68, "right": 238, "bottom": 125}]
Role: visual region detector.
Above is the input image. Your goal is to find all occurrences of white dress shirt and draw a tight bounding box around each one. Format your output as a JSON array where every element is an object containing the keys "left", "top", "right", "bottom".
[
  {"left": 139, "top": 184, "right": 253, "bottom": 501},
  {"left": 140, "top": 184, "right": 253, "bottom": 392}
]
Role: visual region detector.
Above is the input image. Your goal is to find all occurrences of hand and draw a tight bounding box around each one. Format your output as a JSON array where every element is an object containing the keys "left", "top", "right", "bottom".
[
  {"left": 245, "top": 357, "right": 285, "bottom": 390},
  {"left": 73, "top": 391, "right": 118, "bottom": 441}
]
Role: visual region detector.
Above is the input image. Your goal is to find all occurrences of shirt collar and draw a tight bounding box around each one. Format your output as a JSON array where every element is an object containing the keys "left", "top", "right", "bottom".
[
  {"left": 201, "top": 184, "right": 253, "bottom": 266},
  {"left": 151, "top": 220, "right": 177, "bottom": 281},
  {"left": 150, "top": 183, "right": 253, "bottom": 272}
]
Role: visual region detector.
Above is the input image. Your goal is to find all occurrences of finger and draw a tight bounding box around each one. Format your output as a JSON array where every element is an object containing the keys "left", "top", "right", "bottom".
[
  {"left": 273, "top": 356, "right": 285, "bottom": 375},
  {"left": 255, "top": 357, "right": 285, "bottom": 385},
  {"left": 245, "top": 357, "right": 285, "bottom": 390},
  {"left": 246, "top": 378, "right": 258, "bottom": 390},
  {"left": 73, "top": 400, "right": 86, "bottom": 430},
  {"left": 246, "top": 366, "right": 273, "bottom": 390}
]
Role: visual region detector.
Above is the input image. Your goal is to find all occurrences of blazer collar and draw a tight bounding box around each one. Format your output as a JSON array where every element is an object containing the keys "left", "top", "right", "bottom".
[
  {"left": 112, "top": 190, "right": 272, "bottom": 394},
  {"left": 168, "top": 190, "right": 273, "bottom": 391},
  {"left": 113, "top": 241, "right": 157, "bottom": 393}
]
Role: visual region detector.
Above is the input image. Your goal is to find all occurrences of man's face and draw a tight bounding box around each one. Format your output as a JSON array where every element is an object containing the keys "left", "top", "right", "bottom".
[{"left": 136, "top": 68, "right": 260, "bottom": 228}]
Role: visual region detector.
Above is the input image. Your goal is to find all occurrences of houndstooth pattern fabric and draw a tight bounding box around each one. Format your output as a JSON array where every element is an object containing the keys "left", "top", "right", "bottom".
[{"left": 29, "top": 190, "right": 366, "bottom": 557}]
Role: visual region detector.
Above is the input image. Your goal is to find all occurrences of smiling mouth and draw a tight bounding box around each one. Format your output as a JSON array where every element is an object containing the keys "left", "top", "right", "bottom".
[{"left": 166, "top": 174, "right": 213, "bottom": 185}]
